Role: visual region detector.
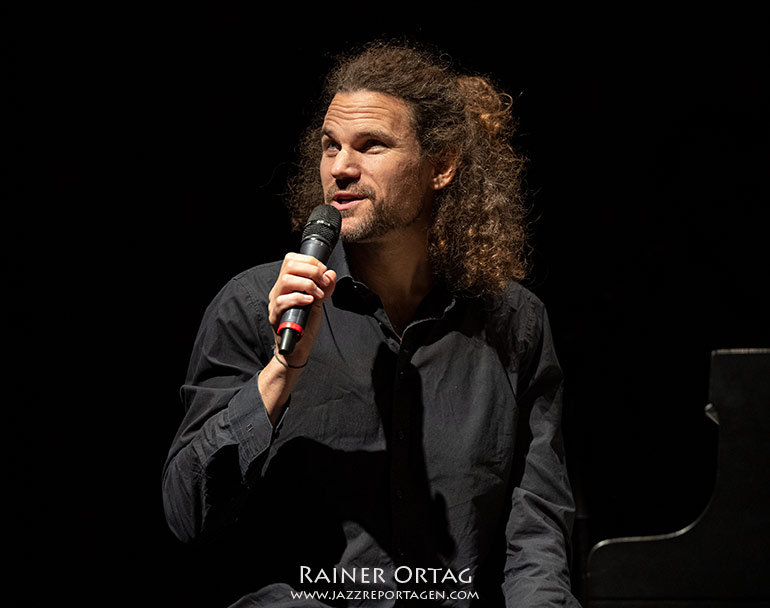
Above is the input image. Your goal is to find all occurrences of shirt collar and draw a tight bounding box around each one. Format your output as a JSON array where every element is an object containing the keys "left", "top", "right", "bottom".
[
  {"left": 327, "top": 240, "right": 354, "bottom": 284},
  {"left": 328, "top": 241, "right": 458, "bottom": 322}
]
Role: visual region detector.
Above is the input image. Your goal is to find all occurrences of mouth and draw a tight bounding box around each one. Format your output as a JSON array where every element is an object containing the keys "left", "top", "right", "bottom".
[{"left": 331, "top": 191, "right": 367, "bottom": 211}]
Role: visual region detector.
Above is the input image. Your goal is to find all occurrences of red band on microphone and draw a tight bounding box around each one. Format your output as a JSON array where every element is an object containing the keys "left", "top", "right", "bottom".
[{"left": 277, "top": 321, "right": 304, "bottom": 337}]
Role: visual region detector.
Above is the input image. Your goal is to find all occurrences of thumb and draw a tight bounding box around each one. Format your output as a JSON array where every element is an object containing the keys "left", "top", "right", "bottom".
[{"left": 319, "top": 270, "right": 337, "bottom": 303}]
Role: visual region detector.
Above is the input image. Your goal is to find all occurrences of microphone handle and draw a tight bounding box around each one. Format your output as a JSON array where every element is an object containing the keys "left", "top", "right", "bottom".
[{"left": 277, "top": 237, "right": 334, "bottom": 356}]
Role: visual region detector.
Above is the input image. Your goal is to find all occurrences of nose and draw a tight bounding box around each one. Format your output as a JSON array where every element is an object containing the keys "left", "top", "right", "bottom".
[{"left": 329, "top": 148, "right": 360, "bottom": 182}]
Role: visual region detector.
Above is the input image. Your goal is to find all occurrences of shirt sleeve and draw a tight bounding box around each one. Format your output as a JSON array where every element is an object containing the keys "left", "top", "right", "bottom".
[
  {"left": 162, "top": 271, "right": 281, "bottom": 544},
  {"left": 502, "top": 295, "right": 581, "bottom": 607}
]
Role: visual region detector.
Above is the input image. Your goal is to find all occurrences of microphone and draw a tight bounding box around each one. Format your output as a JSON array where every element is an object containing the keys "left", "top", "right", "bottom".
[{"left": 277, "top": 204, "right": 342, "bottom": 356}]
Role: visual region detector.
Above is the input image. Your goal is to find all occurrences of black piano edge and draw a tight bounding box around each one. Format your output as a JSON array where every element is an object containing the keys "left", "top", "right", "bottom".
[{"left": 583, "top": 348, "right": 770, "bottom": 605}]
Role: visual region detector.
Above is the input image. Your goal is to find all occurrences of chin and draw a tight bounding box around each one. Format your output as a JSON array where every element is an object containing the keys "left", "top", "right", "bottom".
[
  {"left": 339, "top": 217, "right": 368, "bottom": 241},
  {"left": 340, "top": 226, "right": 378, "bottom": 244}
]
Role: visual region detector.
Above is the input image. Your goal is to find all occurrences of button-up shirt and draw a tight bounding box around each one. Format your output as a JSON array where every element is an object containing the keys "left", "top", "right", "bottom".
[{"left": 163, "top": 243, "right": 578, "bottom": 607}]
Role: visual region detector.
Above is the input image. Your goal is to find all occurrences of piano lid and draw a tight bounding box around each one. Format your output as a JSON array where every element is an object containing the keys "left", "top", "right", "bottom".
[{"left": 585, "top": 349, "right": 770, "bottom": 606}]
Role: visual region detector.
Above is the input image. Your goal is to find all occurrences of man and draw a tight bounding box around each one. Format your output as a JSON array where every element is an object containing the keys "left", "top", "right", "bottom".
[{"left": 163, "top": 41, "right": 580, "bottom": 607}]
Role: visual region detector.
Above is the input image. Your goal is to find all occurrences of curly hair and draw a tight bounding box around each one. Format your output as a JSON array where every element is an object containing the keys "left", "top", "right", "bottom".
[{"left": 286, "top": 40, "right": 531, "bottom": 298}]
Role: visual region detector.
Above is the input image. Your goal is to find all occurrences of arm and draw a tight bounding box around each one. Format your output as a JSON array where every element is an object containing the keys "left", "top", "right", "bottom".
[
  {"left": 503, "top": 301, "right": 581, "bottom": 607},
  {"left": 161, "top": 254, "right": 335, "bottom": 544},
  {"left": 260, "top": 253, "right": 336, "bottom": 423}
]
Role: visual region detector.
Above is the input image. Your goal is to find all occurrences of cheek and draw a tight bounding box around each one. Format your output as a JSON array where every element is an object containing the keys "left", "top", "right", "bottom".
[
  {"left": 397, "top": 161, "right": 433, "bottom": 199},
  {"left": 319, "top": 158, "right": 332, "bottom": 183},
  {"left": 386, "top": 159, "right": 425, "bottom": 192}
]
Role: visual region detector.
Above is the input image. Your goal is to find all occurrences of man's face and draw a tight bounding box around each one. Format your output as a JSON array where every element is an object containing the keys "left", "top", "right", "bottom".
[{"left": 320, "top": 90, "right": 437, "bottom": 243}]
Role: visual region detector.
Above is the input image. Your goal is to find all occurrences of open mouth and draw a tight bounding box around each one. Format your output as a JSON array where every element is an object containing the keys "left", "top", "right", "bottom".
[{"left": 331, "top": 192, "right": 367, "bottom": 211}]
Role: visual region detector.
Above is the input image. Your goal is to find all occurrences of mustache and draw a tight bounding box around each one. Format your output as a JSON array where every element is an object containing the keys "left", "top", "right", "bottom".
[{"left": 325, "top": 185, "right": 377, "bottom": 202}]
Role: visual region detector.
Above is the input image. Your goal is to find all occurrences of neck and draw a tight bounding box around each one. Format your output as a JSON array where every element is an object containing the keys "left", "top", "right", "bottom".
[{"left": 345, "top": 232, "right": 434, "bottom": 336}]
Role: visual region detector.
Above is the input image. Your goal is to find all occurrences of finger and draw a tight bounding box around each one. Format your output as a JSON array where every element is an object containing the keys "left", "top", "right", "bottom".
[
  {"left": 281, "top": 255, "right": 328, "bottom": 282},
  {"left": 269, "top": 292, "right": 315, "bottom": 325},
  {"left": 319, "top": 270, "right": 337, "bottom": 303},
  {"left": 275, "top": 274, "right": 326, "bottom": 299},
  {"left": 274, "top": 292, "right": 315, "bottom": 310},
  {"left": 282, "top": 252, "right": 326, "bottom": 266}
]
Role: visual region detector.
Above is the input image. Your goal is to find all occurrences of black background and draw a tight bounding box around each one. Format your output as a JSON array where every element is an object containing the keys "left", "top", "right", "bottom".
[{"left": 8, "top": 6, "right": 769, "bottom": 606}]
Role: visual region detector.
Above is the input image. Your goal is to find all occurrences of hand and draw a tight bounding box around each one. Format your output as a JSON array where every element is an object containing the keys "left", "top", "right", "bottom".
[{"left": 267, "top": 252, "right": 337, "bottom": 366}]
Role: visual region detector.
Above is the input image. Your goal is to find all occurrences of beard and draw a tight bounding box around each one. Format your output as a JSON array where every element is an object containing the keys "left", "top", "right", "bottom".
[{"left": 325, "top": 185, "right": 428, "bottom": 243}]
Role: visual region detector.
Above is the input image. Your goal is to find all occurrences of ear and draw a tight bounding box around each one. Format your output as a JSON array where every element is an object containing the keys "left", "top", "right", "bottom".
[{"left": 431, "top": 156, "right": 457, "bottom": 191}]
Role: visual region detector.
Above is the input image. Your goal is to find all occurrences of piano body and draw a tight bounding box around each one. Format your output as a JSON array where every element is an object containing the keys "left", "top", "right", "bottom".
[{"left": 585, "top": 348, "right": 770, "bottom": 607}]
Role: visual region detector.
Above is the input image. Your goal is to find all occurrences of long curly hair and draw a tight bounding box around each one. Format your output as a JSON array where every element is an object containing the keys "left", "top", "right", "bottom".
[{"left": 286, "top": 40, "right": 531, "bottom": 298}]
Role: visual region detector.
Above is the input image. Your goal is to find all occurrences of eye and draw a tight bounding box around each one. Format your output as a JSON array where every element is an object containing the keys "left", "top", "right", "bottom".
[
  {"left": 363, "top": 139, "right": 386, "bottom": 152},
  {"left": 322, "top": 138, "right": 340, "bottom": 155}
]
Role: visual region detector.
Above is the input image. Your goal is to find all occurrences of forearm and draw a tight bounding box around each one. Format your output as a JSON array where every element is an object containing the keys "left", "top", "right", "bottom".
[
  {"left": 163, "top": 375, "right": 277, "bottom": 543},
  {"left": 503, "top": 475, "right": 576, "bottom": 606},
  {"left": 257, "top": 349, "right": 307, "bottom": 425}
]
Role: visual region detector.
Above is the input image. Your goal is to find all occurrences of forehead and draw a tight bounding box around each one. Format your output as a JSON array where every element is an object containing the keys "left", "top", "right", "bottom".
[{"left": 322, "top": 91, "right": 415, "bottom": 137}]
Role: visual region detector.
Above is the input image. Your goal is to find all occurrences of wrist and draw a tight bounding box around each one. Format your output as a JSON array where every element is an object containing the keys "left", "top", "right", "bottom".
[
  {"left": 272, "top": 345, "right": 308, "bottom": 369},
  {"left": 258, "top": 354, "right": 303, "bottom": 426}
]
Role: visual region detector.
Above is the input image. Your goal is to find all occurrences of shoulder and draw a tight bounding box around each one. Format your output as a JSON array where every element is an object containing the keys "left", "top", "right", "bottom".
[
  {"left": 496, "top": 281, "right": 544, "bottom": 314},
  {"left": 477, "top": 281, "right": 549, "bottom": 370},
  {"left": 200, "top": 259, "right": 283, "bottom": 322},
  {"left": 487, "top": 281, "right": 546, "bottom": 334},
  {"left": 230, "top": 260, "right": 283, "bottom": 301}
]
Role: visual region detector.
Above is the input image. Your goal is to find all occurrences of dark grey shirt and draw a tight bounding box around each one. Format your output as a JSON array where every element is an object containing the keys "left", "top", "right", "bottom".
[{"left": 163, "top": 244, "right": 578, "bottom": 607}]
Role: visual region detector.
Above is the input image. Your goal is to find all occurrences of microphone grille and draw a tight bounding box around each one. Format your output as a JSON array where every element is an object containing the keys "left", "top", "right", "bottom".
[{"left": 302, "top": 204, "right": 342, "bottom": 246}]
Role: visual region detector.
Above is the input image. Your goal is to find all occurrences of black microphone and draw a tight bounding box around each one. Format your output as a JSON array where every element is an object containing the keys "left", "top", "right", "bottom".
[{"left": 277, "top": 204, "right": 342, "bottom": 356}]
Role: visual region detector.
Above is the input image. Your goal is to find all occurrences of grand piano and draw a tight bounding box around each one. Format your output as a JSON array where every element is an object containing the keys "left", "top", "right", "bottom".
[{"left": 585, "top": 349, "right": 770, "bottom": 607}]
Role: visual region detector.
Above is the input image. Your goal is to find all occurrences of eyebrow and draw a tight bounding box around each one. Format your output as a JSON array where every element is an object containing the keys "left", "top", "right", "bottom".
[{"left": 321, "top": 127, "right": 394, "bottom": 143}]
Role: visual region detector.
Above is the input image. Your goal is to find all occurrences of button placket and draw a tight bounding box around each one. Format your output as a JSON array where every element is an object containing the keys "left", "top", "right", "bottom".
[{"left": 390, "top": 334, "right": 417, "bottom": 564}]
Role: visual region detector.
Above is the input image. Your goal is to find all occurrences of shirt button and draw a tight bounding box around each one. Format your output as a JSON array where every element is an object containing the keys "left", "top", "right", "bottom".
[
  {"left": 395, "top": 489, "right": 404, "bottom": 500},
  {"left": 397, "top": 429, "right": 406, "bottom": 440}
]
